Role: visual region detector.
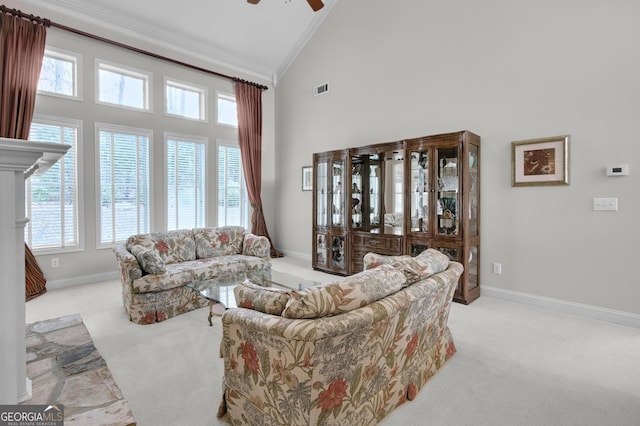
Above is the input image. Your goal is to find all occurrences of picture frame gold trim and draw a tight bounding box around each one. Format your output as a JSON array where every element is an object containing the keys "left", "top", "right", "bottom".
[
  {"left": 511, "top": 135, "right": 569, "bottom": 187},
  {"left": 302, "top": 166, "right": 313, "bottom": 191}
]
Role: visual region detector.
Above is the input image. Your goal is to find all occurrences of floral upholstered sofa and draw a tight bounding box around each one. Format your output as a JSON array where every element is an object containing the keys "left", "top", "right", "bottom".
[
  {"left": 113, "top": 226, "right": 271, "bottom": 324},
  {"left": 217, "top": 249, "right": 462, "bottom": 425}
]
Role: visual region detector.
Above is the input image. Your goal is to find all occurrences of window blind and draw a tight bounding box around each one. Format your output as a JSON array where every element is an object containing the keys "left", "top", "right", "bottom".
[
  {"left": 166, "top": 137, "right": 206, "bottom": 230},
  {"left": 98, "top": 126, "right": 151, "bottom": 245},
  {"left": 26, "top": 120, "right": 80, "bottom": 251}
]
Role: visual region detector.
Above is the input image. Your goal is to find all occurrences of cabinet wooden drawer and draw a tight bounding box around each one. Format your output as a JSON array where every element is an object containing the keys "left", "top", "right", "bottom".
[{"left": 353, "top": 234, "right": 402, "bottom": 253}]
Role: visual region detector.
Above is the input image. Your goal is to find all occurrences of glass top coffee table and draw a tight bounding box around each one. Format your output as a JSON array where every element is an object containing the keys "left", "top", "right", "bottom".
[{"left": 187, "top": 270, "right": 319, "bottom": 326}]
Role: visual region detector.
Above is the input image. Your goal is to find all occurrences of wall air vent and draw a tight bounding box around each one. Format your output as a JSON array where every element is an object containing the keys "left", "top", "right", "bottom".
[{"left": 313, "top": 82, "right": 329, "bottom": 96}]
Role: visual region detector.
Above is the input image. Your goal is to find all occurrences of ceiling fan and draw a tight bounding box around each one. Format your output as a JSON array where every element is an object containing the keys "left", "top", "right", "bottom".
[{"left": 247, "top": 0, "right": 325, "bottom": 12}]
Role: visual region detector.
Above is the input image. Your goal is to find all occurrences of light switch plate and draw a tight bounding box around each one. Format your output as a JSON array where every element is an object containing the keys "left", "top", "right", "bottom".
[{"left": 593, "top": 197, "right": 618, "bottom": 211}]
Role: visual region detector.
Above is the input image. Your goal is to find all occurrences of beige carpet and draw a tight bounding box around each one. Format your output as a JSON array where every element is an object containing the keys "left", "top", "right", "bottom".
[
  {"left": 25, "top": 257, "right": 640, "bottom": 426},
  {"left": 23, "top": 313, "right": 136, "bottom": 425}
]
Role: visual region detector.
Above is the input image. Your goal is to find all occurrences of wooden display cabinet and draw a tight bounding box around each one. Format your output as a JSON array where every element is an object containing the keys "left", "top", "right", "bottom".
[
  {"left": 312, "top": 149, "right": 349, "bottom": 275},
  {"left": 404, "top": 130, "right": 480, "bottom": 304},
  {"left": 312, "top": 130, "right": 480, "bottom": 303}
]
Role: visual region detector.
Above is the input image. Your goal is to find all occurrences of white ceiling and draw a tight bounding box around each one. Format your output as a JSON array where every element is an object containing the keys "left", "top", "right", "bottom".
[{"left": 9, "top": 0, "right": 338, "bottom": 85}]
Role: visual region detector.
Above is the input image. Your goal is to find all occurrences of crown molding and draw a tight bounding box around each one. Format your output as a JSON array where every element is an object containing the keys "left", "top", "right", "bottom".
[{"left": 16, "top": 0, "right": 272, "bottom": 83}]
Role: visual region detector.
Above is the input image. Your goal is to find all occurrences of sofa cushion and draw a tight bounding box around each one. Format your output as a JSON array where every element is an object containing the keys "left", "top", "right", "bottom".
[
  {"left": 234, "top": 280, "right": 291, "bottom": 315},
  {"left": 126, "top": 229, "right": 196, "bottom": 265},
  {"left": 281, "top": 264, "right": 406, "bottom": 319},
  {"left": 129, "top": 245, "right": 167, "bottom": 275},
  {"left": 194, "top": 226, "right": 245, "bottom": 258},
  {"left": 189, "top": 255, "right": 271, "bottom": 281},
  {"left": 363, "top": 248, "right": 450, "bottom": 284},
  {"left": 132, "top": 262, "right": 196, "bottom": 293}
]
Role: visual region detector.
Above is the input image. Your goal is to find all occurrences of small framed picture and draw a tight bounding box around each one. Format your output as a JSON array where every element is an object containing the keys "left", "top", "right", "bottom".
[
  {"left": 511, "top": 135, "right": 569, "bottom": 186},
  {"left": 302, "top": 166, "right": 313, "bottom": 191}
]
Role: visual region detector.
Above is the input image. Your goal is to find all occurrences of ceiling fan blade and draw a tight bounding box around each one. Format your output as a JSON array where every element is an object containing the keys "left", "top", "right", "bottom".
[
  {"left": 247, "top": 0, "right": 260, "bottom": 4},
  {"left": 307, "top": 0, "right": 324, "bottom": 12}
]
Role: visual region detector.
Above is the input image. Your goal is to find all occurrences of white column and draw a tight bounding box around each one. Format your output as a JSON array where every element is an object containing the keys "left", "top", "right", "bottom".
[
  {"left": 0, "top": 138, "right": 70, "bottom": 404},
  {"left": 0, "top": 171, "right": 22, "bottom": 403}
]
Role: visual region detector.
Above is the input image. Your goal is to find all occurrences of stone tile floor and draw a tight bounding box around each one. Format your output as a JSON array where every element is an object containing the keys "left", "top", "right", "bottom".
[{"left": 23, "top": 313, "right": 136, "bottom": 425}]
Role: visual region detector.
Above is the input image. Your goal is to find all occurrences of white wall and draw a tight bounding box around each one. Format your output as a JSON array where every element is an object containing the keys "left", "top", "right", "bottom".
[
  {"left": 30, "top": 28, "right": 276, "bottom": 285},
  {"left": 275, "top": 0, "right": 640, "bottom": 314}
]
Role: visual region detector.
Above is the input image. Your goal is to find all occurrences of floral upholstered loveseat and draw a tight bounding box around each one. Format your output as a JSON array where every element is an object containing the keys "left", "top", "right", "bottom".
[
  {"left": 113, "top": 226, "right": 271, "bottom": 324},
  {"left": 217, "top": 249, "right": 462, "bottom": 425}
]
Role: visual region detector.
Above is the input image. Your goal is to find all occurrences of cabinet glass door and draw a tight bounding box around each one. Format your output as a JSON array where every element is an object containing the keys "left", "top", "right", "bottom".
[
  {"left": 316, "top": 161, "right": 328, "bottom": 227},
  {"left": 469, "top": 245, "right": 479, "bottom": 289},
  {"left": 369, "top": 157, "right": 381, "bottom": 229},
  {"left": 387, "top": 151, "right": 404, "bottom": 234},
  {"left": 315, "top": 233, "right": 328, "bottom": 266},
  {"left": 469, "top": 144, "right": 479, "bottom": 236},
  {"left": 436, "top": 147, "right": 459, "bottom": 236},
  {"left": 351, "top": 159, "right": 363, "bottom": 229},
  {"left": 331, "top": 160, "right": 345, "bottom": 227},
  {"left": 410, "top": 150, "right": 429, "bottom": 233},
  {"left": 331, "top": 235, "right": 346, "bottom": 269}
]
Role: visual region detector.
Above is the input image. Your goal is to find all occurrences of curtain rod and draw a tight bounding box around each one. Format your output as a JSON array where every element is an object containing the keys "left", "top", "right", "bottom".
[{"left": 0, "top": 5, "right": 268, "bottom": 91}]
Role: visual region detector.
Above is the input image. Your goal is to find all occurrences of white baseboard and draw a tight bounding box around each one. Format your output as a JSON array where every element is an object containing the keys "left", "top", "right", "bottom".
[
  {"left": 277, "top": 249, "right": 312, "bottom": 262},
  {"left": 482, "top": 285, "right": 640, "bottom": 329},
  {"left": 47, "top": 271, "right": 119, "bottom": 290}
]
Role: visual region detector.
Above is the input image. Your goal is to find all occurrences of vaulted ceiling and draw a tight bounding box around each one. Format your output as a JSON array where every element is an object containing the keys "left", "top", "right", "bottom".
[{"left": 6, "top": 0, "right": 339, "bottom": 85}]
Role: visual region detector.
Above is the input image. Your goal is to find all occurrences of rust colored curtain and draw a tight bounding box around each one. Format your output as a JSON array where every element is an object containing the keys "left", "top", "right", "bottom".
[
  {"left": 0, "top": 11, "right": 48, "bottom": 300},
  {"left": 234, "top": 80, "right": 282, "bottom": 258}
]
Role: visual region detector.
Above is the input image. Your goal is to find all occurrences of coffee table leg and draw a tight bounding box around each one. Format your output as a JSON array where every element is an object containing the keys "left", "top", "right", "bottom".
[{"left": 208, "top": 301, "right": 213, "bottom": 326}]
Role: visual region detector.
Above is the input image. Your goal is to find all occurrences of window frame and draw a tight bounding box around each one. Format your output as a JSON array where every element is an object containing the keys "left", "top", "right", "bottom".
[
  {"left": 164, "top": 132, "right": 208, "bottom": 231},
  {"left": 95, "top": 122, "right": 154, "bottom": 249},
  {"left": 164, "top": 77, "right": 208, "bottom": 122},
  {"left": 37, "top": 47, "right": 82, "bottom": 101},
  {"left": 26, "top": 114, "right": 84, "bottom": 254},
  {"left": 95, "top": 58, "right": 153, "bottom": 112},
  {"left": 216, "top": 91, "right": 238, "bottom": 128},
  {"left": 216, "top": 139, "right": 249, "bottom": 229}
]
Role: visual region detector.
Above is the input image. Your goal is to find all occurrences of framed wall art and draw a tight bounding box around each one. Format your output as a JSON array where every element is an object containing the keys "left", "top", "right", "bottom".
[
  {"left": 511, "top": 135, "right": 569, "bottom": 186},
  {"left": 302, "top": 166, "right": 313, "bottom": 191}
]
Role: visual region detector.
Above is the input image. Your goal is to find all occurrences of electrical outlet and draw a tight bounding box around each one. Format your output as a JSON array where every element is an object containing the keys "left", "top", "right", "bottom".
[
  {"left": 492, "top": 262, "right": 502, "bottom": 274},
  {"left": 51, "top": 258, "right": 59, "bottom": 268}
]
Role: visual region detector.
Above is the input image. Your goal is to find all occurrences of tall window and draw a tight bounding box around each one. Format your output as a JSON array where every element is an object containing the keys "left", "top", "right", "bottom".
[
  {"left": 166, "top": 134, "right": 207, "bottom": 230},
  {"left": 216, "top": 92, "right": 237, "bottom": 127},
  {"left": 26, "top": 117, "right": 81, "bottom": 252},
  {"left": 217, "top": 142, "right": 248, "bottom": 227},
  {"left": 97, "top": 124, "right": 151, "bottom": 246},
  {"left": 165, "top": 78, "right": 207, "bottom": 121},
  {"left": 38, "top": 47, "right": 81, "bottom": 99},
  {"left": 96, "top": 60, "right": 151, "bottom": 111}
]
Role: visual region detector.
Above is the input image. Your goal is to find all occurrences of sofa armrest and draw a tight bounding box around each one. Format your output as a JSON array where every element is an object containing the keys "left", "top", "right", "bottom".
[
  {"left": 242, "top": 233, "right": 270, "bottom": 258},
  {"left": 113, "top": 245, "right": 143, "bottom": 285}
]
